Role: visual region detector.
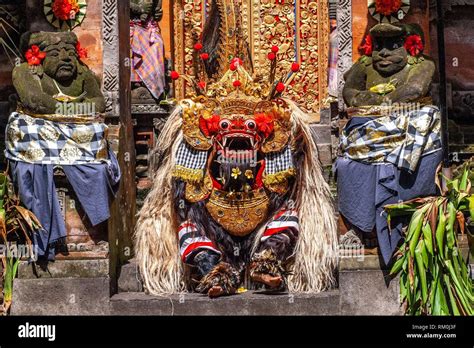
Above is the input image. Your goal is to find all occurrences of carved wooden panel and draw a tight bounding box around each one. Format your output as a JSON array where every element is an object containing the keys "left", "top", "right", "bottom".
[
  {"left": 337, "top": 0, "right": 352, "bottom": 110},
  {"left": 102, "top": 0, "right": 120, "bottom": 116},
  {"left": 172, "top": 0, "right": 329, "bottom": 115}
]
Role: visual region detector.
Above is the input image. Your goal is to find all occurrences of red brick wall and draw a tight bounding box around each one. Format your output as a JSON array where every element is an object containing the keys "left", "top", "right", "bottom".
[
  {"left": 352, "top": 0, "right": 431, "bottom": 61},
  {"left": 430, "top": 6, "right": 474, "bottom": 90},
  {"left": 73, "top": 0, "right": 103, "bottom": 78}
]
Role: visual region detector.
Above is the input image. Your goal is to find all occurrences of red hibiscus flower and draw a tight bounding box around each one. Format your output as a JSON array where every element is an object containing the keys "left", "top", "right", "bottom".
[
  {"left": 404, "top": 35, "right": 424, "bottom": 57},
  {"left": 360, "top": 34, "right": 373, "bottom": 56},
  {"left": 52, "top": 0, "right": 80, "bottom": 21},
  {"left": 199, "top": 114, "right": 220, "bottom": 137},
  {"left": 25, "top": 45, "right": 46, "bottom": 66},
  {"left": 255, "top": 113, "right": 275, "bottom": 138},
  {"left": 375, "top": 0, "right": 402, "bottom": 16},
  {"left": 76, "top": 41, "right": 88, "bottom": 59}
]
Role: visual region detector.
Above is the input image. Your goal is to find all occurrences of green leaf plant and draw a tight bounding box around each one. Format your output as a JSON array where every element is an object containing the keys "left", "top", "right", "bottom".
[
  {"left": 385, "top": 163, "right": 474, "bottom": 315},
  {"left": 0, "top": 170, "right": 41, "bottom": 314}
]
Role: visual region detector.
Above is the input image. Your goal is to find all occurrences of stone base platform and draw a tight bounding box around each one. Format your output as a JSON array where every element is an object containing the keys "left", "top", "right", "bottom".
[
  {"left": 110, "top": 290, "right": 340, "bottom": 316},
  {"left": 9, "top": 254, "right": 411, "bottom": 315}
]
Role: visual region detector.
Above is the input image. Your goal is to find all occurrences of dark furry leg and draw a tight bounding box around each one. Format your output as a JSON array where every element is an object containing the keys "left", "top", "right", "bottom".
[
  {"left": 193, "top": 250, "right": 221, "bottom": 277},
  {"left": 196, "top": 262, "right": 241, "bottom": 298},
  {"left": 250, "top": 229, "right": 298, "bottom": 291}
]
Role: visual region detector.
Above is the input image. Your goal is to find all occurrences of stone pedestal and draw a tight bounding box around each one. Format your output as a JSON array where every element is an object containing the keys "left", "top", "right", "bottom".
[
  {"left": 110, "top": 290, "right": 340, "bottom": 316},
  {"left": 11, "top": 259, "right": 110, "bottom": 315},
  {"left": 338, "top": 255, "right": 401, "bottom": 315},
  {"left": 11, "top": 277, "right": 110, "bottom": 315}
]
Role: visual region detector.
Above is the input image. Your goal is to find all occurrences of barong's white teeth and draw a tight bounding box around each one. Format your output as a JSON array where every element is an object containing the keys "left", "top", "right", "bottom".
[
  {"left": 223, "top": 136, "right": 228, "bottom": 148},
  {"left": 250, "top": 137, "right": 254, "bottom": 147}
]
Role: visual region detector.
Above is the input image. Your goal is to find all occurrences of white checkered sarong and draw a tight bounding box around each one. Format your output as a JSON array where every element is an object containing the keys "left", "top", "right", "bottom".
[
  {"left": 5, "top": 112, "right": 110, "bottom": 165},
  {"left": 264, "top": 145, "right": 294, "bottom": 176}
]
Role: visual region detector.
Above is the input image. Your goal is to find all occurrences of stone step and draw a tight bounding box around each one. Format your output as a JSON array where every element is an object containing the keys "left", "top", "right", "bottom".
[
  {"left": 118, "top": 259, "right": 143, "bottom": 292},
  {"left": 110, "top": 290, "right": 341, "bottom": 316},
  {"left": 11, "top": 277, "right": 111, "bottom": 315},
  {"left": 18, "top": 259, "right": 109, "bottom": 279},
  {"left": 339, "top": 254, "right": 401, "bottom": 315}
]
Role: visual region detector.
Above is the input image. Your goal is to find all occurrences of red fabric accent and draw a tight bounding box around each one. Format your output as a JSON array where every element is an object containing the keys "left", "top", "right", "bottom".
[
  {"left": 182, "top": 241, "right": 217, "bottom": 261},
  {"left": 210, "top": 175, "right": 223, "bottom": 190},
  {"left": 291, "top": 62, "right": 300, "bottom": 72},
  {"left": 170, "top": 71, "right": 180, "bottom": 80},
  {"left": 276, "top": 82, "right": 286, "bottom": 93},
  {"left": 194, "top": 43, "right": 203, "bottom": 51},
  {"left": 178, "top": 222, "right": 197, "bottom": 233},
  {"left": 254, "top": 161, "right": 265, "bottom": 188},
  {"left": 263, "top": 226, "right": 290, "bottom": 237},
  {"left": 273, "top": 209, "right": 288, "bottom": 219}
]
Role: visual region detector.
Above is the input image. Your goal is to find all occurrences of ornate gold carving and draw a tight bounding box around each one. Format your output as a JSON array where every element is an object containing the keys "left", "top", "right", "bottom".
[
  {"left": 205, "top": 187, "right": 269, "bottom": 236},
  {"left": 180, "top": 100, "right": 213, "bottom": 150},
  {"left": 173, "top": 0, "right": 329, "bottom": 115},
  {"left": 173, "top": 0, "right": 204, "bottom": 98},
  {"left": 180, "top": 95, "right": 292, "bottom": 152},
  {"left": 185, "top": 174, "right": 213, "bottom": 202},
  {"left": 263, "top": 167, "right": 296, "bottom": 194},
  {"left": 260, "top": 103, "right": 291, "bottom": 153}
]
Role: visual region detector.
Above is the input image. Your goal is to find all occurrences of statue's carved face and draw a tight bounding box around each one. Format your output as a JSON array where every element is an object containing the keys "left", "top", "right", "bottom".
[
  {"left": 372, "top": 36, "right": 408, "bottom": 76},
  {"left": 42, "top": 41, "right": 78, "bottom": 83}
]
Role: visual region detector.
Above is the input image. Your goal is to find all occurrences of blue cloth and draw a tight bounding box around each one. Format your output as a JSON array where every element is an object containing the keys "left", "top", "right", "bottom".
[
  {"left": 334, "top": 149, "right": 442, "bottom": 265},
  {"left": 10, "top": 150, "right": 120, "bottom": 260}
]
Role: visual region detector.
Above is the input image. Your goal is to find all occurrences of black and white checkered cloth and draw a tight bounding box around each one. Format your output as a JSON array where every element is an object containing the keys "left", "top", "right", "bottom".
[
  {"left": 173, "top": 140, "right": 295, "bottom": 179},
  {"left": 175, "top": 141, "right": 208, "bottom": 170},
  {"left": 339, "top": 105, "right": 441, "bottom": 172},
  {"left": 5, "top": 112, "right": 110, "bottom": 165},
  {"left": 264, "top": 145, "right": 294, "bottom": 175}
]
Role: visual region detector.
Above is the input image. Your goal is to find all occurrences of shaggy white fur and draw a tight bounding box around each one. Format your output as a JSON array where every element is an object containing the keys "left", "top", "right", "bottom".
[{"left": 134, "top": 101, "right": 338, "bottom": 295}]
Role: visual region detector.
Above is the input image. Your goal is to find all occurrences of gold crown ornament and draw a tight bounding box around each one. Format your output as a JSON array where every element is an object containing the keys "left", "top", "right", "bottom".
[{"left": 170, "top": 43, "right": 302, "bottom": 155}]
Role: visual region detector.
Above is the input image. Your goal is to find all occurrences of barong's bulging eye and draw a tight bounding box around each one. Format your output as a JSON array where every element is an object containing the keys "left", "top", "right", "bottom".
[
  {"left": 245, "top": 120, "right": 256, "bottom": 130},
  {"left": 219, "top": 119, "right": 230, "bottom": 130}
]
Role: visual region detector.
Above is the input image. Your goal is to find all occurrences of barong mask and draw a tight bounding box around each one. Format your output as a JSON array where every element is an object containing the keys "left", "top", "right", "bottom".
[
  {"left": 135, "top": 0, "right": 338, "bottom": 296},
  {"left": 172, "top": 61, "right": 298, "bottom": 235}
]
